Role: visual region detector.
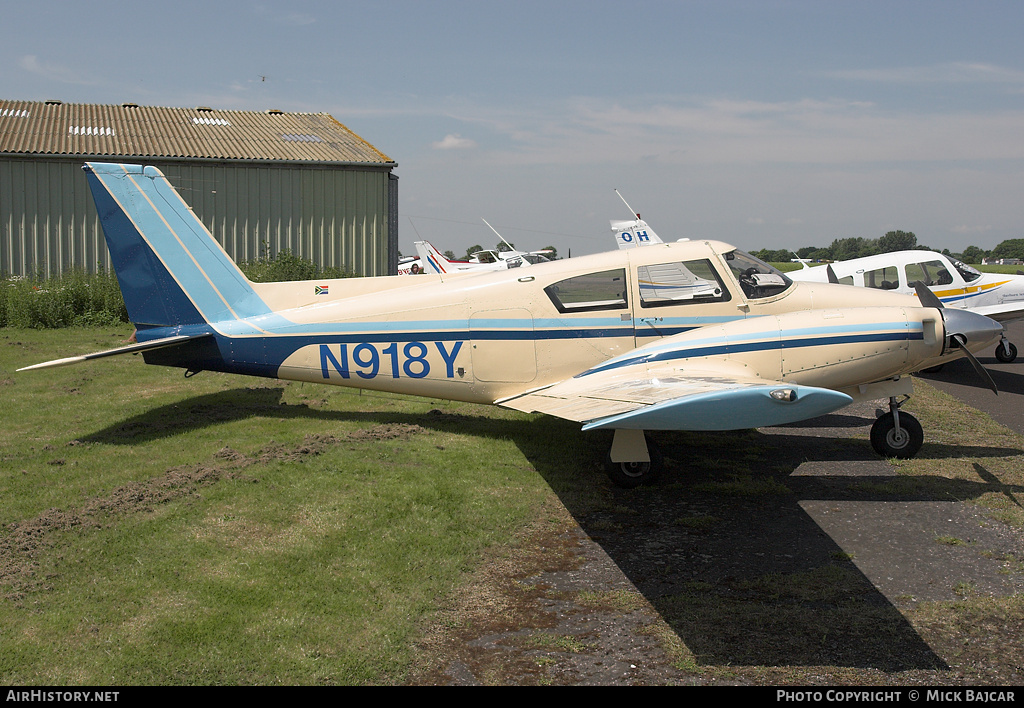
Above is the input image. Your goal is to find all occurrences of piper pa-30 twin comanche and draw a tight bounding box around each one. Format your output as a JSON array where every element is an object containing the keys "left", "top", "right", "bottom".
[
  {"left": 19, "top": 164, "right": 1006, "bottom": 487},
  {"left": 790, "top": 250, "right": 1024, "bottom": 364}
]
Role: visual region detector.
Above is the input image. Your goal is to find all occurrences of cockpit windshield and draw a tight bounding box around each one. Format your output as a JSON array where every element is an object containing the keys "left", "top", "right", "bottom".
[
  {"left": 725, "top": 250, "right": 793, "bottom": 299},
  {"left": 951, "top": 258, "right": 982, "bottom": 283}
]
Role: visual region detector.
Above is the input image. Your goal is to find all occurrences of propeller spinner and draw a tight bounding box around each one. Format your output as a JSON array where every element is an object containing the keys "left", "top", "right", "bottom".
[{"left": 914, "top": 281, "right": 1001, "bottom": 394}]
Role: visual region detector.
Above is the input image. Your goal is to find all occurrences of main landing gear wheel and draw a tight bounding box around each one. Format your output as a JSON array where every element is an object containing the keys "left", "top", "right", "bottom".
[
  {"left": 870, "top": 411, "right": 923, "bottom": 459},
  {"left": 996, "top": 340, "right": 1017, "bottom": 363},
  {"left": 605, "top": 437, "right": 663, "bottom": 488}
]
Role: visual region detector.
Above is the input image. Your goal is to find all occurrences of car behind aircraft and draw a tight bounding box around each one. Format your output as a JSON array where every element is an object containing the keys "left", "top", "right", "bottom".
[{"left": 18, "top": 164, "right": 1005, "bottom": 487}]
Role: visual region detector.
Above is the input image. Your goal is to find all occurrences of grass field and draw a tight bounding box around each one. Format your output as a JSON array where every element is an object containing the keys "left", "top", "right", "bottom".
[
  {"left": 3, "top": 327, "right": 1023, "bottom": 685},
  {"left": 1, "top": 327, "right": 603, "bottom": 684}
]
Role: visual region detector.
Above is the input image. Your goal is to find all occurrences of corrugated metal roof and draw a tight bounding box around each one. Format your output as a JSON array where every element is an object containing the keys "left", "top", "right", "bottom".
[{"left": 0, "top": 99, "right": 394, "bottom": 165}]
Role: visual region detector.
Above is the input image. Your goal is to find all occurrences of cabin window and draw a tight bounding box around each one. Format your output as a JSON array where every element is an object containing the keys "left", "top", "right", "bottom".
[
  {"left": 864, "top": 266, "right": 900, "bottom": 290},
  {"left": 906, "top": 260, "right": 954, "bottom": 288},
  {"left": 544, "top": 269, "right": 628, "bottom": 313},
  {"left": 638, "top": 260, "right": 731, "bottom": 308},
  {"left": 838, "top": 275, "right": 854, "bottom": 286}
]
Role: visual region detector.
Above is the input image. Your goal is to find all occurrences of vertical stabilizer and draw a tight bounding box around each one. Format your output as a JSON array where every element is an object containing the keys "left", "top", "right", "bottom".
[
  {"left": 85, "top": 163, "right": 270, "bottom": 328},
  {"left": 611, "top": 218, "right": 663, "bottom": 249},
  {"left": 414, "top": 240, "right": 456, "bottom": 274}
]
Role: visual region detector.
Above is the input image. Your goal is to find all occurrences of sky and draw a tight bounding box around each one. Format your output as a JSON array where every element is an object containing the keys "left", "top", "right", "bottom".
[{"left": 4, "top": 0, "right": 1024, "bottom": 259}]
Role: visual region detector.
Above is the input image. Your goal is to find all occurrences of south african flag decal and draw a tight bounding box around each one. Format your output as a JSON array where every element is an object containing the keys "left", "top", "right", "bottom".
[{"left": 315, "top": 285, "right": 329, "bottom": 295}]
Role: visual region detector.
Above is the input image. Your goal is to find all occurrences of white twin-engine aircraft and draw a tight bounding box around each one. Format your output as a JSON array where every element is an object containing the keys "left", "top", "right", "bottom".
[{"left": 19, "top": 164, "right": 1005, "bottom": 487}]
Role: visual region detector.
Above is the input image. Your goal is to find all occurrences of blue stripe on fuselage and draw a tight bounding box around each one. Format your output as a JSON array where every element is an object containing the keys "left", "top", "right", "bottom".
[{"left": 579, "top": 328, "right": 923, "bottom": 377}]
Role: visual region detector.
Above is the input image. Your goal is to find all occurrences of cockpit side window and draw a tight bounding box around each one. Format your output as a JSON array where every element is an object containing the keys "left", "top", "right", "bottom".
[
  {"left": 638, "top": 259, "right": 731, "bottom": 308},
  {"left": 906, "top": 260, "right": 953, "bottom": 288},
  {"left": 724, "top": 250, "right": 792, "bottom": 299},
  {"left": 544, "top": 268, "right": 628, "bottom": 313},
  {"left": 864, "top": 266, "right": 899, "bottom": 290}
]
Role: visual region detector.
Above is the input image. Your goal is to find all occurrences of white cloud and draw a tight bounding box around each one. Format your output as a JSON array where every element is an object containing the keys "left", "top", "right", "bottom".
[
  {"left": 18, "top": 54, "right": 91, "bottom": 85},
  {"left": 825, "top": 62, "right": 1024, "bottom": 85},
  {"left": 432, "top": 134, "right": 478, "bottom": 150},
  {"left": 462, "top": 95, "right": 1024, "bottom": 168},
  {"left": 951, "top": 224, "right": 994, "bottom": 234}
]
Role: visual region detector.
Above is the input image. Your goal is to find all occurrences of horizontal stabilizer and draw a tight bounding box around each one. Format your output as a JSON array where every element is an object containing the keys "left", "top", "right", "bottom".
[{"left": 17, "top": 334, "right": 212, "bottom": 372}]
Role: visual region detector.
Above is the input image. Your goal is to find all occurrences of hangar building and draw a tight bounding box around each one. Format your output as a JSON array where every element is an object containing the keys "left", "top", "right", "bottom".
[{"left": 0, "top": 99, "right": 398, "bottom": 278}]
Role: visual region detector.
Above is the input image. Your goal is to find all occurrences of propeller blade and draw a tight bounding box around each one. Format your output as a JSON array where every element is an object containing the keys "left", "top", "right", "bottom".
[
  {"left": 914, "top": 281, "right": 944, "bottom": 310},
  {"left": 952, "top": 333, "right": 998, "bottom": 395}
]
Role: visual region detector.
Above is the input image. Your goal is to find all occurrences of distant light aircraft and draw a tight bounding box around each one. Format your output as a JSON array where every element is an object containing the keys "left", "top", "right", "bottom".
[
  {"left": 19, "top": 164, "right": 1005, "bottom": 487},
  {"left": 411, "top": 219, "right": 552, "bottom": 275},
  {"left": 790, "top": 250, "right": 1024, "bottom": 362}
]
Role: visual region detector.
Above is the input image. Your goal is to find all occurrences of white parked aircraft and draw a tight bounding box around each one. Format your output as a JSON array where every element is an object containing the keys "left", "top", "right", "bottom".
[
  {"left": 413, "top": 240, "right": 550, "bottom": 275},
  {"left": 790, "top": 250, "right": 1024, "bottom": 362},
  {"left": 19, "top": 164, "right": 1005, "bottom": 487},
  {"left": 406, "top": 219, "right": 552, "bottom": 275}
]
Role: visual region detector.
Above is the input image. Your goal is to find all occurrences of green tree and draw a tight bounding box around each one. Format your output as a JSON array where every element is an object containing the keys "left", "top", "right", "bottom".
[
  {"left": 878, "top": 230, "right": 917, "bottom": 253},
  {"left": 960, "top": 245, "right": 988, "bottom": 264},
  {"left": 989, "top": 239, "right": 1024, "bottom": 261},
  {"left": 463, "top": 244, "right": 483, "bottom": 261},
  {"left": 830, "top": 237, "right": 878, "bottom": 261},
  {"left": 753, "top": 248, "right": 795, "bottom": 263}
]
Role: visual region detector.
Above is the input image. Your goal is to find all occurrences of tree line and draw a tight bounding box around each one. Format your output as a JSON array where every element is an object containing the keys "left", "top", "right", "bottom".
[{"left": 751, "top": 230, "right": 1024, "bottom": 265}]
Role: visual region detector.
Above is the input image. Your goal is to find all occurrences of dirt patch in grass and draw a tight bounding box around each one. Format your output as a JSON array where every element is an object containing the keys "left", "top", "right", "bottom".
[
  {"left": 0, "top": 426, "right": 429, "bottom": 605},
  {"left": 0, "top": 464, "right": 227, "bottom": 602}
]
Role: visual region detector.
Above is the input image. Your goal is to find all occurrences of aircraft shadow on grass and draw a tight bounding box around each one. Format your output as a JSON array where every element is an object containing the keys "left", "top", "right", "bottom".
[{"left": 83, "top": 387, "right": 1024, "bottom": 672}]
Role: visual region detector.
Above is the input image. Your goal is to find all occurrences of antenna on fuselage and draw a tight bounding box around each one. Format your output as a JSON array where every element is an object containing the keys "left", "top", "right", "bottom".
[
  {"left": 614, "top": 189, "right": 641, "bottom": 220},
  {"left": 482, "top": 217, "right": 517, "bottom": 253}
]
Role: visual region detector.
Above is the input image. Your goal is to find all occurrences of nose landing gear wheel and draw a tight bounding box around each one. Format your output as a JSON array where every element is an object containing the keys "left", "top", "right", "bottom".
[{"left": 996, "top": 340, "right": 1017, "bottom": 363}]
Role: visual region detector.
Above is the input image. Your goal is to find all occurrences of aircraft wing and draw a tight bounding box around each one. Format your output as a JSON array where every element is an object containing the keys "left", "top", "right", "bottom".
[{"left": 496, "top": 361, "right": 852, "bottom": 432}]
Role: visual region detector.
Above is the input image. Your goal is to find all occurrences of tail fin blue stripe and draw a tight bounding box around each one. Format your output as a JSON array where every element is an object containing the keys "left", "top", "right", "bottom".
[{"left": 86, "top": 163, "right": 274, "bottom": 328}]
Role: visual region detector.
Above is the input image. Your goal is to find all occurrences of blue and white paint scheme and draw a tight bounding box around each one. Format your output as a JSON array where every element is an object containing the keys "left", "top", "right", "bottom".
[{"left": 19, "top": 164, "right": 1005, "bottom": 487}]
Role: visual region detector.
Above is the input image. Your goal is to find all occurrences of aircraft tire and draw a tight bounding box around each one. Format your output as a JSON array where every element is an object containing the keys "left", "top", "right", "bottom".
[
  {"left": 605, "top": 438, "right": 663, "bottom": 488},
  {"left": 870, "top": 412, "right": 923, "bottom": 459},
  {"left": 996, "top": 341, "right": 1017, "bottom": 363}
]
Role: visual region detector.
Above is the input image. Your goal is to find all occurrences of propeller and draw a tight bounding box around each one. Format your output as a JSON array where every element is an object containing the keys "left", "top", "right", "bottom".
[
  {"left": 951, "top": 333, "right": 998, "bottom": 395},
  {"left": 914, "top": 281, "right": 999, "bottom": 395}
]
